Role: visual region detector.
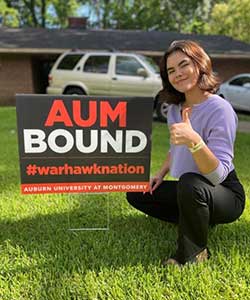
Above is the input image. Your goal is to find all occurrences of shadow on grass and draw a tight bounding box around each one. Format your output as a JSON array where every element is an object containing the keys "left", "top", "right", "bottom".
[
  {"left": 0, "top": 196, "right": 249, "bottom": 279},
  {"left": 0, "top": 200, "right": 177, "bottom": 276}
]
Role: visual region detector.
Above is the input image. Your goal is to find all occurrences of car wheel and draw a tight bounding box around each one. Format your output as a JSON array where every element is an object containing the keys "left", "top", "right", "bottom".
[
  {"left": 156, "top": 101, "right": 169, "bottom": 122},
  {"left": 64, "top": 87, "right": 86, "bottom": 95}
]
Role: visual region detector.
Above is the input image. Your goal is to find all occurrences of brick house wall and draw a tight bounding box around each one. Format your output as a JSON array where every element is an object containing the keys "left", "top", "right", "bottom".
[
  {"left": 212, "top": 57, "right": 250, "bottom": 81},
  {"left": 0, "top": 54, "right": 34, "bottom": 105}
]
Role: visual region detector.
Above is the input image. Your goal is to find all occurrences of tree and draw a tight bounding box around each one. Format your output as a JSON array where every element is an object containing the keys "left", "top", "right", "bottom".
[
  {"left": 182, "top": 0, "right": 215, "bottom": 34},
  {"left": 85, "top": 0, "right": 206, "bottom": 31},
  {"left": 3, "top": 0, "right": 44, "bottom": 27},
  {"left": 47, "top": 0, "right": 80, "bottom": 28},
  {"left": 0, "top": 0, "right": 19, "bottom": 27},
  {"left": 2, "top": 0, "right": 83, "bottom": 28},
  {"left": 204, "top": 0, "right": 250, "bottom": 43}
]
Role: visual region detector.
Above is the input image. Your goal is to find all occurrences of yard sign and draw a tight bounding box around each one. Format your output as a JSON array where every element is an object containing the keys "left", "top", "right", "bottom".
[{"left": 16, "top": 95, "right": 153, "bottom": 194}]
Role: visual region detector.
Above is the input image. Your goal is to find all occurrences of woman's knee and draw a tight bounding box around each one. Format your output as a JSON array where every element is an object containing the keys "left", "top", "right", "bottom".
[
  {"left": 126, "top": 192, "right": 140, "bottom": 205},
  {"left": 177, "top": 172, "right": 210, "bottom": 206},
  {"left": 178, "top": 172, "right": 200, "bottom": 190}
]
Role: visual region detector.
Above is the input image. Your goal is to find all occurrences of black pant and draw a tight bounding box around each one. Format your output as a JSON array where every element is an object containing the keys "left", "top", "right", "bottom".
[{"left": 127, "top": 170, "right": 245, "bottom": 264}]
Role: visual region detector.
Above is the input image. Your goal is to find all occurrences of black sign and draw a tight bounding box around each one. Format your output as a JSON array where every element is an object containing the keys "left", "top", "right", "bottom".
[{"left": 16, "top": 95, "right": 153, "bottom": 194}]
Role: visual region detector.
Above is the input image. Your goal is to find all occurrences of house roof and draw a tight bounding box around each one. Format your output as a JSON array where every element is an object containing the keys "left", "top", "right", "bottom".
[{"left": 0, "top": 27, "right": 250, "bottom": 58}]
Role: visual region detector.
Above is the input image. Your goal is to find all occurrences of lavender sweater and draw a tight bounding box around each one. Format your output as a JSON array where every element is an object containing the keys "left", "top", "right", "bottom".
[{"left": 167, "top": 95, "right": 237, "bottom": 185}]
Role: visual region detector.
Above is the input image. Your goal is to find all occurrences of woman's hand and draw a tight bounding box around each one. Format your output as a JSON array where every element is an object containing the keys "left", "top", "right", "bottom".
[
  {"left": 147, "top": 152, "right": 171, "bottom": 195},
  {"left": 170, "top": 107, "right": 200, "bottom": 148},
  {"left": 149, "top": 174, "right": 163, "bottom": 194}
]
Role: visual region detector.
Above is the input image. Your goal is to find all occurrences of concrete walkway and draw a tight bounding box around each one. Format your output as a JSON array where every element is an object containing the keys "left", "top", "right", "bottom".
[{"left": 238, "top": 121, "right": 250, "bottom": 133}]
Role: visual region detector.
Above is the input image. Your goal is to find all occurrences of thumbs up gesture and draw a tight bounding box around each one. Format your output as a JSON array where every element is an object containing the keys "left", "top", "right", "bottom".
[
  {"left": 170, "top": 107, "right": 200, "bottom": 147},
  {"left": 182, "top": 107, "right": 192, "bottom": 126}
]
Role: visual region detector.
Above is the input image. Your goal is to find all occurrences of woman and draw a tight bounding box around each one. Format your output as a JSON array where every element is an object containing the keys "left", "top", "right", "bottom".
[{"left": 127, "top": 40, "right": 245, "bottom": 266}]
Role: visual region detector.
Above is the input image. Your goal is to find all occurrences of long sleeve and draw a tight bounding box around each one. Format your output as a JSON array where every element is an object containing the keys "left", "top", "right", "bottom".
[{"left": 203, "top": 103, "right": 237, "bottom": 185}]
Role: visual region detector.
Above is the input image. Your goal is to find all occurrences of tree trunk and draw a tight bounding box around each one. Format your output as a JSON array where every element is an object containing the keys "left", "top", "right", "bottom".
[
  {"left": 23, "top": 0, "right": 39, "bottom": 26},
  {"left": 41, "top": 0, "right": 46, "bottom": 27}
]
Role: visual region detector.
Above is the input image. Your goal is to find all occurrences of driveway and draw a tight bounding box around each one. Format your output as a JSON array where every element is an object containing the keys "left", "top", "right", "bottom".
[{"left": 238, "top": 121, "right": 250, "bottom": 133}]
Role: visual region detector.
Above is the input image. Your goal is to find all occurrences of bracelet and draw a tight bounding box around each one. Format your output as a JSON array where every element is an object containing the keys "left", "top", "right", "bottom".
[{"left": 188, "top": 139, "right": 205, "bottom": 153}]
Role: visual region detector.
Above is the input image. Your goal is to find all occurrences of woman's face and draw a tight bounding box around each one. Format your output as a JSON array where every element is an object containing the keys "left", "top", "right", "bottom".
[{"left": 166, "top": 50, "right": 199, "bottom": 94}]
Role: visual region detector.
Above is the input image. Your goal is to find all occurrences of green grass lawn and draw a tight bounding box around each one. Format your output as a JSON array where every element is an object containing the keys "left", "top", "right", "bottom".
[
  {"left": 0, "top": 107, "right": 250, "bottom": 300},
  {"left": 237, "top": 112, "right": 250, "bottom": 122}
]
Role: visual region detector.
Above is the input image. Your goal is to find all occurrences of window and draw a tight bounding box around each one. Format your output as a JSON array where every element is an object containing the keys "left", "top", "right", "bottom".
[
  {"left": 116, "top": 56, "right": 144, "bottom": 76},
  {"left": 83, "top": 56, "right": 110, "bottom": 73},
  {"left": 229, "top": 76, "right": 250, "bottom": 86},
  {"left": 57, "top": 54, "right": 83, "bottom": 70},
  {"left": 138, "top": 54, "right": 159, "bottom": 74}
]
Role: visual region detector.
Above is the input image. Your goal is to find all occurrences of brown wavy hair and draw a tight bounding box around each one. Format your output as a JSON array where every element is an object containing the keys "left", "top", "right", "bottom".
[{"left": 159, "top": 40, "right": 220, "bottom": 104}]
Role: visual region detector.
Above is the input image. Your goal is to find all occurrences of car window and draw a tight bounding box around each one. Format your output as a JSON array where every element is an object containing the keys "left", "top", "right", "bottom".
[
  {"left": 138, "top": 54, "right": 159, "bottom": 74},
  {"left": 229, "top": 76, "right": 250, "bottom": 86},
  {"left": 83, "top": 56, "right": 110, "bottom": 73},
  {"left": 57, "top": 54, "right": 83, "bottom": 70},
  {"left": 116, "top": 56, "right": 144, "bottom": 76}
]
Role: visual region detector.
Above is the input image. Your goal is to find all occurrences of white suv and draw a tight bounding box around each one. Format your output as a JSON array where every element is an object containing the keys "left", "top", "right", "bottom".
[{"left": 46, "top": 50, "right": 168, "bottom": 121}]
